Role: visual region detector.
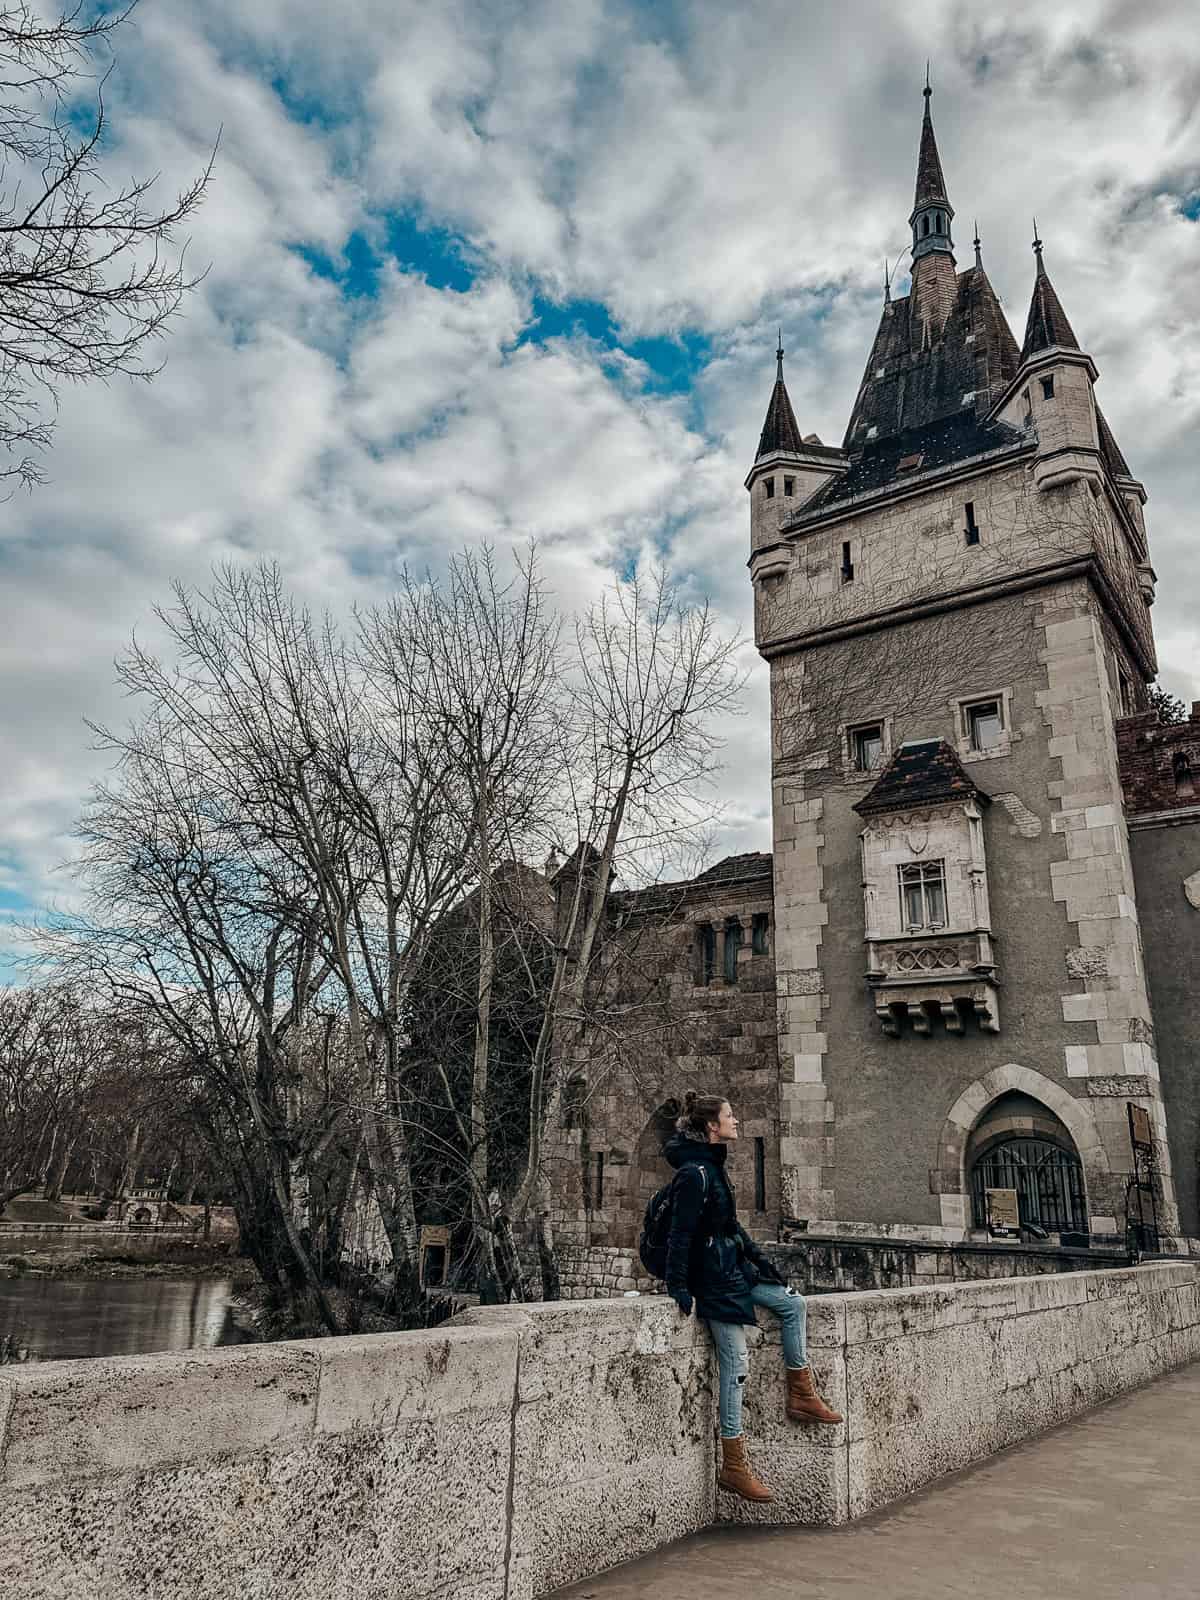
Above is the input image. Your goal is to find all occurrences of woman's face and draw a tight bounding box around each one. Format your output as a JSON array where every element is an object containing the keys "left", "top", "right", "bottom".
[{"left": 709, "top": 1101, "right": 739, "bottom": 1142}]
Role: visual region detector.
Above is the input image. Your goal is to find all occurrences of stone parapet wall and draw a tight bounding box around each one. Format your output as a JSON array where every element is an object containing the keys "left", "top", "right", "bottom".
[
  {"left": 1, "top": 1264, "right": 1197, "bottom": 1598},
  {"left": 558, "top": 1244, "right": 660, "bottom": 1298}
]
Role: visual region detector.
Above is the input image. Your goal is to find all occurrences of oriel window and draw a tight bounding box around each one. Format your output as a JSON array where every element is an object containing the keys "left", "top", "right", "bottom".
[{"left": 900, "top": 860, "right": 947, "bottom": 931}]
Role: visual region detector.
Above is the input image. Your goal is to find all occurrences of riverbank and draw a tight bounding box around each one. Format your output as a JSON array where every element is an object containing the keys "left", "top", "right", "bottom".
[{"left": 0, "top": 1243, "right": 258, "bottom": 1284}]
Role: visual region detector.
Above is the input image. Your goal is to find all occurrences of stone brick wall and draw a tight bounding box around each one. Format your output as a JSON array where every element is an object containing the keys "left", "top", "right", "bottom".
[
  {"left": 551, "top": 857, "right": 782, "bottom": 1251},
  {"left": 5, "top": 1264, "right": 1198, "bottom": 1597},
  {"left": 1117, "top": 704, "right": 1200, "bottom": 814}
]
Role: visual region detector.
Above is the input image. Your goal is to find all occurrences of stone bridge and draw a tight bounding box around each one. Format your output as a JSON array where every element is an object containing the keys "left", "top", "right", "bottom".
[{"left": 1, "top": 1261, "right": 1197, "bottom": 1598}]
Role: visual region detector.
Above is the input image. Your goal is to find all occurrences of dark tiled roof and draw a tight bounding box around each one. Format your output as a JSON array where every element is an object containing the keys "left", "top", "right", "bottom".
[
  {"left": 756, "top": 378, "right": 805, "bottom": 459},
  {"left": 1096, "top": 405, "right": 1132, "bottom": 480},
  {"left": 607, "top": 852, "right": 773, "bottom": 917},
  {"left": 853, "top": 740, "right": 989, "bottom": 817},
  {"left": 1021, "top": 250, "right": 1080, "bottom": 359},
  {"left": 914, "top": 96, "right": 949, "bottom": 211},
  {"left": 842, "top": 267, "right": 1020, "bottom": 447},
  {"left": 790, "top": 263, "right": 1025, "bottom": 513},
  {"left": 694, "top": 852, "right": 773, "bottom": 883},
  {"left": 802, "top": 410, "right": 1025, "bottom": 511}
]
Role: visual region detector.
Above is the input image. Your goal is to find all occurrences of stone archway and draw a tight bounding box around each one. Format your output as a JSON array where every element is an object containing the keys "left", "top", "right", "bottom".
[
  {"left": 612, "top": 1104, "right": 678, "bottom": 1248},
  {"left": 935, "top": 1063, "right": 1107, "bottom": 1233}
]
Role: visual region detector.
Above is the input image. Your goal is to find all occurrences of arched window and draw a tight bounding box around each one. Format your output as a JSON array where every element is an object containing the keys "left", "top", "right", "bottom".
[
  {"left": 970, "top": 1137, "right": 1086, "bottom": 1233},
  {"left": 922, "top": 215, "right": 930, "bottom": 238},
  {"left": 1173, "top": 749, "right": 1193, "bottom": 788}
]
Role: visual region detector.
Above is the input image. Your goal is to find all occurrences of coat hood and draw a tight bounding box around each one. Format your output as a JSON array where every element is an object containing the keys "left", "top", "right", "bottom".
[{"left": 663, "top": 1133, "right": 728, "bottom": 1170}]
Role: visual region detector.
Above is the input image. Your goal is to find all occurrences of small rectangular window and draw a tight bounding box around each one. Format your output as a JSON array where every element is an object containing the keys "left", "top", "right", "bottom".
[
  {"left": 783, "top": 476, "right": 794, "bottom": 496},
  {"left": 697, "top": 923, "right": 716, "bottom": 987},
  {"left": 1041, "top": 376, "right": 1055, "bottom": 400},
  {"left": 964, "top": 501, "right": 980, "bottom": 546},
  {"left": 751, "top": 912, "right": 769, "bottom": 955},
  {"left": 594, "top": 1151, "right": 605, "bottom": 1208},
  {"left": 764, "top": 477, "right": 775, "bottom": 499},
  {"left": 966, "top": 698, "right": 1004, "bottom": 752},
  {"left": 723, "top": 918, "right": 743, "bottom": 983},
  {"left": 754, "top": 1137, "right": 767, "bottom": 1212},
  {"left": 851, "top": 723, "right": 883, "bottom": 772},
  {"left": 841, "top": 540, "right": 854, "bottom": 582},
  {"left": 1118, "top": 671, "right": 1132, "bottom": 715},
  {"left": 899, "top": 859, "right": 947, "bottom": 931}
]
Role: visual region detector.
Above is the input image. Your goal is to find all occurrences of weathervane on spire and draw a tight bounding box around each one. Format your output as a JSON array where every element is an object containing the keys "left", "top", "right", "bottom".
[
  {"left": 1032, "top": 217, "right": 1043, "bottom": 257},
  {"left": 924, "top": 61, "right": 932, "bottom": 100},
  {"left": 776, "top": 327, "right": 784, "bottom": 383},
  {"left": 884, "top": 258, "right": 893, "bottom": 303},
  {"left": 973, "top": 220, "right": 982, "bottom": 269}
]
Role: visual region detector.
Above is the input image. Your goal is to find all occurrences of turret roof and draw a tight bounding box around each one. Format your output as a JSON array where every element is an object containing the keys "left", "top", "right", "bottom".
[
  {"left": 913, "top": 86, "right": 950, "bottom": 213},
  {"left": 1021, "top": 242, "right": 1080, "bottom": 359},
  {"left": 756, "top": 339, "right": 806, "bottom": 458},
  {"left": 853, "top": 739, "right": 989, "bottom": 817}
]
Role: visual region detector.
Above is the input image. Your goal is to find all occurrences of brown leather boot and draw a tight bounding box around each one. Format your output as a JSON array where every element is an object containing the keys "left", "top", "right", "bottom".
[
  {"left": 786, "top": 1366, "right": 843, "bottom": 1425},
  {"left": 718, "top": 1435, "right": 773, "bottom": 1503}
]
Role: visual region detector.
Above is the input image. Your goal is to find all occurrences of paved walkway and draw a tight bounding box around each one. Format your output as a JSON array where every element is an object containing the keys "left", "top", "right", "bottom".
[{"left": 558, "top": 1363, "right": 1200, "bottom": 1600}]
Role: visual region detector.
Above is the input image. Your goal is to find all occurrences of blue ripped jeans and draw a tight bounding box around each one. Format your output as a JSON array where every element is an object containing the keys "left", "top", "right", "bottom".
[{"left": 706, "top": 1281, "right": 808, "bottom": 1439}]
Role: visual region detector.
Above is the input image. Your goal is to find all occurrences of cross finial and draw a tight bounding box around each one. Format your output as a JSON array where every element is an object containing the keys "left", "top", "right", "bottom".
[
  {"left": 776, "top": 327, "right": 784, "bottom": 382},
  {"left": 973, "top": 220, "right": 982, "bottom": 268},
  {"left": 924, "top": 60, "right": 932, "bottom": 100}
]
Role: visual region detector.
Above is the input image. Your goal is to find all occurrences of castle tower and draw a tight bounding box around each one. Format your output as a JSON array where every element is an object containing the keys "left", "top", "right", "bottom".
[{"left": 748, "top": 84, "right": 1180, "bottom": 1247}]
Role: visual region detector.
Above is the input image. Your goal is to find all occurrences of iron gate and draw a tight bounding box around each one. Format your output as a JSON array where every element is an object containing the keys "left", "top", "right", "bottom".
[{"left": 970, "top": 1137, "right": 1087, "bottom": 1233}]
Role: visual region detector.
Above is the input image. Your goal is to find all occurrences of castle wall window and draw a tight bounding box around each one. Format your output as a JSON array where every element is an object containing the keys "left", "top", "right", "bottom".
[
  {"left": 964, "top": 500, "right": 980, "bottom": 546},
  {"left": 697, "top": 923, "right": 716, "bottom": 987},
  {"left": 841, "top": 540, "right": 854, "bottom": 582},
  {"left": 1040, "top": 376, "right": 1054, "bottom": 400},
  {"left": 965, "top": 697, "right": 1004, "bottom": 752},
  {"left": 783, "top": 476, "right": 794, "bottom": 496},
  {"left": 751, "top": 912, "right": 770, "bottom": 955},
  {"left": 1118, "top": 671, "right": 1133, "bottom": 715},
  {"left": 851, "top": 722, "right": 884, "bottom": 772},
  {"left": 900, "top": 859, "right": 946, "bottom": 931},
  {"left": 754, "top": 1137, "right": 767, "bottom": 1212},
  {"left": 922, "top": 215, "right": 930, "bottom": 237},
  {"left": 723, "top": 918, "right": 743, "bottom": 983},
  {"left": 764, "top": 477, "right": 775, "bottom": 499},
  {"left": 594, "top": 1150, "right": 605, "bottom": 1208}
]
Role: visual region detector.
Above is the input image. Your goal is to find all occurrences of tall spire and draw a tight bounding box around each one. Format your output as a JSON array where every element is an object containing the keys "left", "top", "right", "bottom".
[
  {"left": 756, "top": 332, "right": 804, "bottom": 459},
  {"left": 909, "top": 72, "right": 955, "bottom": 264},
  {"left": 1021, "top": 229, "right": 1080, "bottom": 359}
]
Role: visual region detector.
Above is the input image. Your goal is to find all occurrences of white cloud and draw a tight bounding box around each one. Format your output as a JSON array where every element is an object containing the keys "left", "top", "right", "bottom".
[{"left": 1, "top": 0, "right": 1198, "bottom": 962}]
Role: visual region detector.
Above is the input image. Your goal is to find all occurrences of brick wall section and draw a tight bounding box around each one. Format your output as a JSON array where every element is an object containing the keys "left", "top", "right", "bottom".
[{"left": 1117, "top": 704, "right": 1200, "bottom": 813}]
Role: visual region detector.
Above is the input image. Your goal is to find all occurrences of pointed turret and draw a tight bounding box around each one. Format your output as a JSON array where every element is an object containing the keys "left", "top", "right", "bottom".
[
  {"left": 909, "top": 74, "right": 955, "bottom": 266},
  {"left": 756, "top": 332, "right": 805, "bottom": 458},
  {"left": 745, "top": 335, "right": 845, "bottom": 564},
  {"left": 1021, "top": 231, "right": 1080, "bottom": 359}
]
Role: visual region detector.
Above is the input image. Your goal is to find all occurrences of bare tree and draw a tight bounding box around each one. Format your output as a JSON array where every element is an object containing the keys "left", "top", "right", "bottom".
[
  {"left": 514, "top": 567, "right": 745, "bottom": 1297},
  {"left": 0, "top": 983, "right": 99, "bottom": 1211},
  {"left": 0, "top": 3, "right": 214, "bottom": 486}
]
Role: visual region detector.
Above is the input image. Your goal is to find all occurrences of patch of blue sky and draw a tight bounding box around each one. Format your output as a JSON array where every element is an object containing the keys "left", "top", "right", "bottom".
[
  {"left": 525, "top": 295, "right": 713, "bottom": 398},
  {"left": 296, "top": 215, "right": 477, "bottom": 300},
  {"left": 1179, "top": 192, "right": 1200, "bottom": 221}
]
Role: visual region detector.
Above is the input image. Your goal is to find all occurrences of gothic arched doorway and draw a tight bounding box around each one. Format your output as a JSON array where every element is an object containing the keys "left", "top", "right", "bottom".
[{"left": 967, "top": 1092, "right": 1087, "bottom": 1234}]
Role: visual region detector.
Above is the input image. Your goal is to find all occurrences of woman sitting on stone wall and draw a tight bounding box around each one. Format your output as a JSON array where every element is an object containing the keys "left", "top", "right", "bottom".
[{"left": 664, "top": 1091, "right": 842, "bottom": 1502}]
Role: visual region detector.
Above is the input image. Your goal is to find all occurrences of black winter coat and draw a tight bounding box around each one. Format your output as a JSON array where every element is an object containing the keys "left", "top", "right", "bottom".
[{"left": 661, "top": 1134, "right": 782, "bottom": 1325}]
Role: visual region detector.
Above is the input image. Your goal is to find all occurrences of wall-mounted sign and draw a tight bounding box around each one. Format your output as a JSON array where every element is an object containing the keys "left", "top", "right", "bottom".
[
  {"left": 985, "top": 1187, "right": 1020, "bottom": 1235},
  {"left": 1128, "top": 1104, "right": 1153, "bottom": 1150}
]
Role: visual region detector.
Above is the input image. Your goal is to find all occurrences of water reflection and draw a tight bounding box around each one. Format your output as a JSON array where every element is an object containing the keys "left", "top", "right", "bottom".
[{"left": 0, "top": 1276, "right": 243, "bottom": 1362}]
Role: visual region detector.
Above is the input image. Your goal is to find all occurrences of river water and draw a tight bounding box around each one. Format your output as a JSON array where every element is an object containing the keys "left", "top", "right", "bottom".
[{"left": 0, "top": 1276, "right": 243, "bottom": 1362}]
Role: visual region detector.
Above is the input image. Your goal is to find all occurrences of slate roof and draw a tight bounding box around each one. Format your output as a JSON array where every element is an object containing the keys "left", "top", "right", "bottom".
[
  {"left": 1021, "top": 247, "right": 1080, "bottom": 359},
  {"left": 756, "top": 376, "right": 805, "bottom": 459},
  {"left": 914, "top": 91, "right": 950, "bottom": 211},
  {"left": 1097, "top": 405, "right": 1133, "bottom": 480},
  {"left": 607, "top": 852, "right": 773, "bottom": 917},
  {"left": 853, "top": 739, "right": 989, "bottom": 817},
  {"left": 694, "top": 851, "right": 774, "bottom": 883}
]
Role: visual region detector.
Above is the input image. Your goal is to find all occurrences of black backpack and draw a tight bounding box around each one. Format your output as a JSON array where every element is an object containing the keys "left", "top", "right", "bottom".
[{"left": 638, "top": 1163, "right": 709, "bottom": 1279}]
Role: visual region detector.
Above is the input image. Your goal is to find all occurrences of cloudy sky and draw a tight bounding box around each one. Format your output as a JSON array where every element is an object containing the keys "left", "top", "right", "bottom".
[{"left": 2, "top": 0, "right": 1198, "bottom": 973}]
